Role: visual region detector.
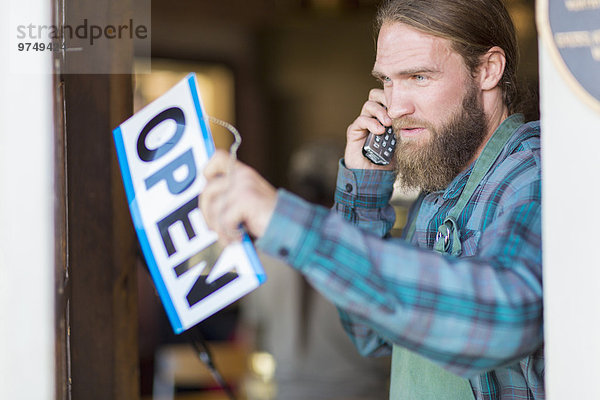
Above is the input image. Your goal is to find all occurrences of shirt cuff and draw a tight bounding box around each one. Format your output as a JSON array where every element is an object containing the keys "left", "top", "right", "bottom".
[
  {"left": 334, "top": 159, "right": 397, "bottom": 209},
  {"left": 255, "top": 188, "right": 328, "bottom": 272}
]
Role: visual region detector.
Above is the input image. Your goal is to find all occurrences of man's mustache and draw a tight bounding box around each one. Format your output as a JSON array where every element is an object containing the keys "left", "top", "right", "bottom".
[{"left": 392, "top": 117, "right": 433, "bottom": 131}]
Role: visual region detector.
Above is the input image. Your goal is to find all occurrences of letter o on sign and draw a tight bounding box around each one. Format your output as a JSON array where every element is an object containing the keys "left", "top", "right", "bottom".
[{"left": 137, "top": 107, "right": 186, "bottom": 162}]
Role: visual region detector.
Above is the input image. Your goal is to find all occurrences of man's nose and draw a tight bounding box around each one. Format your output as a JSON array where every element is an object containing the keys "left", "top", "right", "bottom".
[{"left": 386, "top": 87, "right": 415, "bottom": 119}]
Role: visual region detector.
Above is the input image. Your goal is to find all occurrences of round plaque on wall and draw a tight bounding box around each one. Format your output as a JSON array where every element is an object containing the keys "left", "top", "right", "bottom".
[{"left": 537, "top": 0, "right": 600, "bottom": 112}]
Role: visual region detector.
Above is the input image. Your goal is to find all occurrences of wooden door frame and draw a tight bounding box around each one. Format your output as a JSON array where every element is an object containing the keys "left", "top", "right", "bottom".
[{"left": 54, "top": 1, "right": 140, "bottom": 399}]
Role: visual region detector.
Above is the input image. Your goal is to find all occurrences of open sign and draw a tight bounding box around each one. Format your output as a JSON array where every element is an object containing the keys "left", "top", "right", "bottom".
[{"left": 113, "top": 73, "right": 265, "bottom": 333}]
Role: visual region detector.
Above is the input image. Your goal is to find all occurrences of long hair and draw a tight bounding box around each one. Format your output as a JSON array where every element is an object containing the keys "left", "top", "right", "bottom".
[{"left": 376, "top": 0, "right": 522, "bottom": 114}]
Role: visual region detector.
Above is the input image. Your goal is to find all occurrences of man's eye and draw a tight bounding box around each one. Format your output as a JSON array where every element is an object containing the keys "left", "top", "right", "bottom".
[{"left": 413, "top": 75, "right": 426, "bottom": 82}]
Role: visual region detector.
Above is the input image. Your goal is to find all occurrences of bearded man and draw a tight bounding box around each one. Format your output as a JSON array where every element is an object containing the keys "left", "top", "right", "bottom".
[{"left": 200, "top": 0, "right": 543, "bottom": 398}]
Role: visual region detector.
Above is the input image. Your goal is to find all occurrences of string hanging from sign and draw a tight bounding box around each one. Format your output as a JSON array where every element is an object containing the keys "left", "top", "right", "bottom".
[
  {"left": 207, "top": 115, "right": 242, "bottom": 174},
  {"left": 186, "top": 328, "right": 238, "bottom": 400},
  {"left": 206, "top": 115, "right": 246, "bottom": 239}
]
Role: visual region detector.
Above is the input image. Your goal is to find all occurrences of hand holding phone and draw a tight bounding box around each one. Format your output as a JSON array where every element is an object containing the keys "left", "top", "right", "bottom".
[{"left": 362, "top": 126, "right": 396, "bottom": 165}]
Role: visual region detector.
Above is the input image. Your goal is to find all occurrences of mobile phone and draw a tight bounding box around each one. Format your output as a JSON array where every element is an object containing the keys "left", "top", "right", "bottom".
[{"left": 362, "top": 126, "right": 396, "bottom": 165}]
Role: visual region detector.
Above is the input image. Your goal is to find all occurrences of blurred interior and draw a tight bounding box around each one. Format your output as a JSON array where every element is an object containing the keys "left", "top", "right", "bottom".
[{"left": 131, "top": 1, "right": 539, "bottom": 399}]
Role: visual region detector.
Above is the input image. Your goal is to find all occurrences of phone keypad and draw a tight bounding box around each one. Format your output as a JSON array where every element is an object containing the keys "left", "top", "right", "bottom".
[{"left": 362, "top": 126, "right": 397, "bottom": 165}]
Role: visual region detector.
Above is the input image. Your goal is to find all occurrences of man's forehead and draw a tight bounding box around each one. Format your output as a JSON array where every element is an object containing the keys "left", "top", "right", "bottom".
[{"left": 374, "top": 22, "right": 456, "bottom": 72}]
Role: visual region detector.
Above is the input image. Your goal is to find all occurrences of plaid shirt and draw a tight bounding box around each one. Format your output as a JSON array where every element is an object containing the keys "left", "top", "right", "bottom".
[{"left": 256, "top": 117, "right": 543, "bottom": 399}]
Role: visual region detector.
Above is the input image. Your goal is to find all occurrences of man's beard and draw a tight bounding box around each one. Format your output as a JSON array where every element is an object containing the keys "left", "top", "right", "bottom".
[{"left": 393, "top": 82, "right": 488, "bottom": 192}]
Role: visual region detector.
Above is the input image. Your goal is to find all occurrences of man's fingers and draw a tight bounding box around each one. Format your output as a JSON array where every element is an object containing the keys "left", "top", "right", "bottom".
[
  {"left": 368, "top": 87, "right": 385, "bottom": 103},
  {"left": 343, "top": 88, "right": 395, "bottom": 170},
  {"left": 348, "top": 115, "right": 386, "bottom": 141},
  {"left": 200, "top": 178, "right": 243, "bottom": 245},
  {"left": 360, "top": 100, "right": 392, "bottom": 127},
  {"left": 200, "top": 158, "right": 277, "bottom": 244},
  {"left": 203, "top": 149, "right": 232, "bottom": 179},
  {"left": 359, "top": 88, "right": 391, "bottom": 127},
  {"left": 217, "top": 202, "right": 245, "bottom": 244},
  {"left": 199, "top": 174, "right": 229, "bottom": 233},
  {"left": 201, "top": 149, "right": 244, "bottom": 241}
]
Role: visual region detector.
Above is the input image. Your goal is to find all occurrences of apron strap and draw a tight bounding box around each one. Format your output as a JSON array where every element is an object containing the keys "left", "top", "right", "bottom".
[{"left": 433, "top": 114, "right": 524, "bottom": 256}]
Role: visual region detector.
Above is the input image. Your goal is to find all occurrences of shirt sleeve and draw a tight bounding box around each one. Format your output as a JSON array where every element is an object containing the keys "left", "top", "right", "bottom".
[
  {"left": 332, "top": 159, "right": 398, "bottom": 237},
  {"left": 332, "top": 160, "right": 399, "bottom": 357},
  {"left": 255, "top": 160, "right": 543, "bottom": 378}
]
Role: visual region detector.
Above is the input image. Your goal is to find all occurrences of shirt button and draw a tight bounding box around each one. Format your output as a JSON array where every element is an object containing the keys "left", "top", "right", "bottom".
[
  {"left": 278, "top": 247, "right": 289, "bottom": 257},
  {"left": 345, "top": 183, "right": 353, "bottom": 193}
]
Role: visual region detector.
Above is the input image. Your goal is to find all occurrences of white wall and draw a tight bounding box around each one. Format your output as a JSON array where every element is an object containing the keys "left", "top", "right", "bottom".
[
  {"left": 539, "top": 29, "right": 600, "bottom": 400},
  {"left": 0, "top": 0, "right": 56, "bottom": 399}
]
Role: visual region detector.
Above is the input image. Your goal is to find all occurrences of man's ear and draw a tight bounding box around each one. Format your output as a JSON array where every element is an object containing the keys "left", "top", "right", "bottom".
[{"left": 478, "top": 46, "right": 506, "bottom": 91}]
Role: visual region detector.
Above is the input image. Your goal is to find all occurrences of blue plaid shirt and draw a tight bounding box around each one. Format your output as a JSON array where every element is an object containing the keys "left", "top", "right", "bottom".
[{"left": 256, "top": 117, "right": 543, "bottom": 399}]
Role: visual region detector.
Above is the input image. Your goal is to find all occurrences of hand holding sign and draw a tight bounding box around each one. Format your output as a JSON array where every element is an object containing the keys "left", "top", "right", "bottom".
[{"left": 200, "top": 150, "right": 277, "bottom": 244}]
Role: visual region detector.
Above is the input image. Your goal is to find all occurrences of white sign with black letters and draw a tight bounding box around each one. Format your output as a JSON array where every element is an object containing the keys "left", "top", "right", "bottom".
[{"left": 114, "top": 73, "right": 265, "bottom": 334}]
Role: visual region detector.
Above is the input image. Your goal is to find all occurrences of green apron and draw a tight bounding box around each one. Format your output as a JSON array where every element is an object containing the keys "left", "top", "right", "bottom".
[{"left": 389, "top": 114, "right": 524, "bottom": 400}]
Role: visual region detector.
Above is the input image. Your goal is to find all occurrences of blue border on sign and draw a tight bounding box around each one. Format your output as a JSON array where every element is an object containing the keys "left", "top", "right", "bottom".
[
  {"left": 242, "top": 235, "right": 267, "bottom": 284},
  {"left": 188, "top": 73, "right": 216, "bottom": 157},
  {"left": 113, "top": 126, "right": 184, "bottom": 333}
]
